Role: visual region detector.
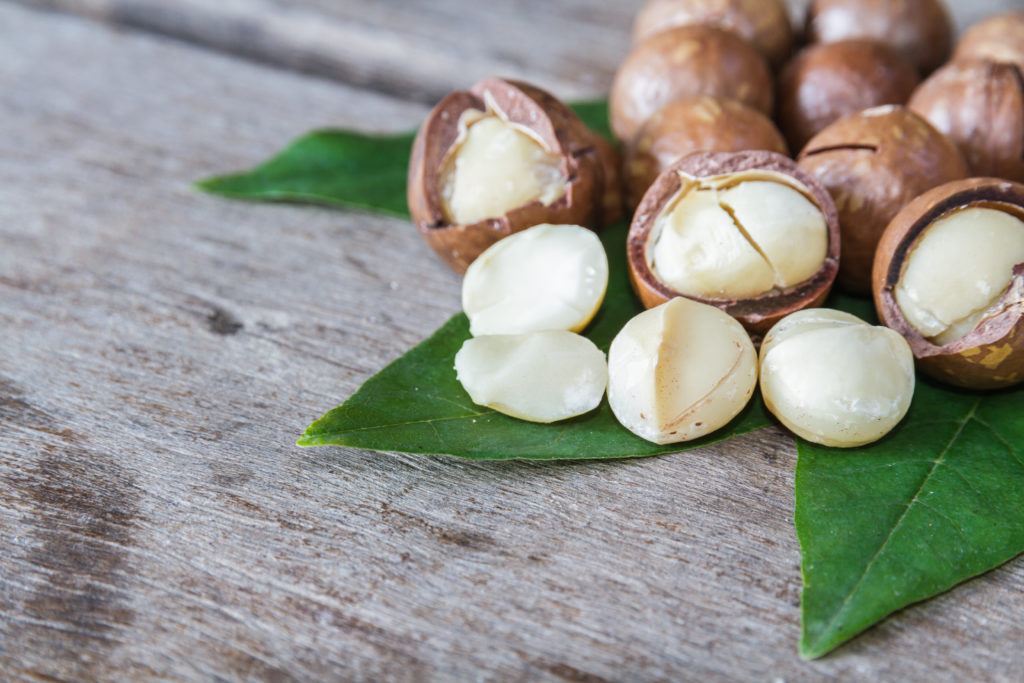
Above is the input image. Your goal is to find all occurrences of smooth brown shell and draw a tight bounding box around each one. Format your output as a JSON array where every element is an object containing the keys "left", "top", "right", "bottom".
[
  {"left": 806, "top": 0, "right": 952, "bottom": 75},
  {"left": 908, "top": 60, "right": 1024, "bottom": 183},
  {"left": 627, "top": 150, "right": 840, "bottom": 335},
  {"left": 624, "top": 96, "right": 788, "bottom": 209},
  {"left": 777, "top": 40, "right": 919, "bottom": 151},
  {"left": 609, "top": 25, "right": 774, "bottom": 144},
  {"left": 632, "top": 0, "right": 794, "bottom": 69},
  {"left": 407, "top": 78, "right": 605, "bottom": 273},
  {"left": 872, "top": 178, "right": 1024, "bottom": 389},
  {"left": 953, "top": 11, "right": 1024, "bottom": 69},
  {"left": 797, "top": 105, "right": 968, "bottom": 294}
]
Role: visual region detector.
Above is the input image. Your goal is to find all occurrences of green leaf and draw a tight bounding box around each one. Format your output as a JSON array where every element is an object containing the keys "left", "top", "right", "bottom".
[
  {"left": 796, "top": 378, "right": 1024, "bottom": 658},
  {"left": 569, "top": 100, "right": 613, "bottom": 142},
  {"left": 298, "top": 221, "right": 772, "bottom": 459},
  {"left": 196, "top": 130, "right": 414, "bottom": 217}
]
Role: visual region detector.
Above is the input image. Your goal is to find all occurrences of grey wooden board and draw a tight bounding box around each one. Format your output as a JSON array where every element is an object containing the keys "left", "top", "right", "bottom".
[{"left": 2, "top": 0, "right": 1024, "bottom": 681}]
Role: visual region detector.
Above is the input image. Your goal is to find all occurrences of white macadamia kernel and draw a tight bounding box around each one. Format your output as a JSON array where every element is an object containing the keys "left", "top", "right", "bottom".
[
  {"left": 440, "top": 108, "right": 566, "bottom": 225},
  {"left": 462, "top": 223, "right": 608, "bottom": 336},
  {"left": 895, "top": 207, "right": 1024, "bottom": 346},
  {"left": 607, "top": 297, "right": 758, "bottom": 445},
  {"left": 454, "top": 331, "right": 607, "bottom": 423},
  {"left": 647, "top": 170, "right": 828, "bottom": 299},
  {"left": 759, "top": 309, "right": 915, "bottom": 448}
]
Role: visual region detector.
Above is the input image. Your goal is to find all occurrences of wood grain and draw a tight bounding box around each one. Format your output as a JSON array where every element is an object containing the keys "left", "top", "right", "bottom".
[{"left": 1, "top": 0, "right": 1023, "bottom": 681}]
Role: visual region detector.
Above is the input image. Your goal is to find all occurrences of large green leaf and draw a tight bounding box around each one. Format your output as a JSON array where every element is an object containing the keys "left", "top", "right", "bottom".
[{"left": 298, "top": 220, "right": 771, "bottom": 459}]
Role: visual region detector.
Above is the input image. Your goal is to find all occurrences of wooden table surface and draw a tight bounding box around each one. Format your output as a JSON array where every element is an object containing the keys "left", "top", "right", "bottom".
[{"left": 2, "top": 0, "right": 1022, "bottom": 679}]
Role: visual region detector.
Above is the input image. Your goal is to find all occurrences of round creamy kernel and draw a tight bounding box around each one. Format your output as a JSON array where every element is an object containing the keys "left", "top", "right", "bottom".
[
  {"left": 462, "top": 223, "right": 608, "bottom": 336},
  {"left": 440, "top": 111, "right": 566, "bottom": 225},
  {"left": 895, "top": 206, "right": 1024, "bottom": 346},
  {"left": 646, "top": 170, "right": 828, "bottom": 298},
  {"left": 759, "top": 309, "right": 915, "bottom": 448},
  {"left": 607, "top": 297, "right": 758, "bottom": 444},
  {"left": 454, "top": 331, "right": 607, "bottom": 423}
]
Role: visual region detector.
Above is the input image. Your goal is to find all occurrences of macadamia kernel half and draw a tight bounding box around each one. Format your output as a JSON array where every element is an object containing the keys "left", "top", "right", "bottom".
[
  {"left": 607, "top": 297, "right": 758, "bottom": 444},
  {"left": 895, "top": 207, "right": 1024, "bottom": 346},
  {"left": 646, "top": 171, "right": 828, "bottom": 299},
  {"left": 454, "top": 331, "right": 607, "bottom": 423},
  {"left": 440, "top": 109, "right": 566, "bottom": 225},
  {"left": 759, "top": 309, "right": 915, "bottom": 448},
  {"left": 462, "top": 223, "right": 609, "bottom": 336}
]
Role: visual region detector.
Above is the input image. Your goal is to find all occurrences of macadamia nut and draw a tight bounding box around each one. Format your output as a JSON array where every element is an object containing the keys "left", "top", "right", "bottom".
[
  {"left": 759, "top": 309, "right": 915, "bottom": 448},
  {"left": 440, "top": 110, "right": 566, "bottom": 225},
  {"left": 455, "top": 331, "right": 607, "bottom": 423},
  {"left": 895, "top": 208, "right": 1024, "bottom": 346},
  {"left": 646, "top": 171, "right": 828, "bottom": 299},
  {"left": 462, "top": 224, "right": 608, "bottom": 336},
  {"left": 607, "top": 297, "right": 758, "bottom": 444}
]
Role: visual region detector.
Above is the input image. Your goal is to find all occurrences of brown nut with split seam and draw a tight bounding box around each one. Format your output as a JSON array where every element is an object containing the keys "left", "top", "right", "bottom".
[
  {"left": 873, "top": 178, "right": 1024, "bottom": 390},
  {"left": 407, "top": 78, "right": 608, "bottom": 273},
  {"left": 797, "top": 105, "right": 968, "bottom": 295},
  {"left": 627, "top": 150, "right": 840, "bottom": 335},
  {"left": 952, "top": 11, "right": 1024, "bottom": 70}
]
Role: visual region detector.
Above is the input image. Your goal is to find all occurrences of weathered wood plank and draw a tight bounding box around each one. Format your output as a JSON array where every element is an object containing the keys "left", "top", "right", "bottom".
[{"left": 1, "top": 2, "right": 1024, "bottom": 681}]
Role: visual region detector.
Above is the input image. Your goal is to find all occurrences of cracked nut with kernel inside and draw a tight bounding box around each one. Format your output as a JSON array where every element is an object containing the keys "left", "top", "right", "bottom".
[
  {"left": 407, "top": 77, "right": 613, "bottom": 273},
  {"left": 608, "top": 297, "right": 758, "bottom": 445},
  {"left": 628, "top": 151, "right": 839, "bottom": 334},
  {"left": 873, "top": 178, "right": 1024, "bottom": 390},
  {"left": 759, "top": 309, "right": 915, "bottom": 448}
]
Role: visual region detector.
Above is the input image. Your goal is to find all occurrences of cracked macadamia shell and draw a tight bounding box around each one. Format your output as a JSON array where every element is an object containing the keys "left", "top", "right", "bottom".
[
  {"left": 908, "top": 60, "right": 1024, "bottom": 183},
  {"left": 759, "top": 309, "right": 915, "bottom": 448},
  {"left": 609, "top": 25, "right": 774, "bottom": 144},
  {"left": 607, "top": 297, "right": 757, "bottom": 445},
  {"left": 953, "top": 11, "right": 1024, "bottom": 69},
  {"left": 797, "top": 105, "right": 968, "bottom": 294},
  {"left": 805, "top": 0, "right": 952, "bottom": 75},
  {"left": 407, "top": 78, "right": 609, "bottom": 273},
  {"left": 777, "top": 40, "right": 919, "bottom": 151},
  {"left": 628, "top": 151, "right": 840, "bottom": 335},
  {"left": 632, "top": 0, "right": 794, "bottom": 69},
  {"left": 873, "top": 178, "right": 1024, "bottom": 390},
  {"left": 624, "top": 96, "right": 788, "bottom": 208}
]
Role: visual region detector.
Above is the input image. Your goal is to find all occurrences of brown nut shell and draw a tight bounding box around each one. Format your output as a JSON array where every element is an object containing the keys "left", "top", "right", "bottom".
[
  {"left": 609, "top": 25, "right": 774, "bottom": 144},
  {"left": 632, "top": 0, "right": 794, "bottom": 69},
  {"left": 624, "top": 96, "right": 788, "bottom": 209},
  {"left": 873, "top": 178, "right": 1024, "bottom": 389},
  {"left": 777, "top": 40, "right": 919, "bottom": 151},
  {"left": 627, "top": 150, "right": 840, "bottom": 335},
  {"left": 806, "top": 0, "right": 952, "bottom": 75},
  {"left": 908, "top": 60, "right": 1024, "bottom": 183},
  {"left": 953, "top": 11, "right": 1024, "bottom": 69},
  {"left": 407, "top": 78, "right": 605, "bottom": 273},
  {"left": 797, "top": 105, "right": 968, "bottom": 294}
]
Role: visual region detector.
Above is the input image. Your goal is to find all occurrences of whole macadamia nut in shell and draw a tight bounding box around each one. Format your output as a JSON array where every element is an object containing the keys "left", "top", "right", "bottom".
[
  {"left": 609, "top": 25, "right": 774, "bottom": 144},
  {"left": 777, "top": 40, "right": 919, "bottom": 151},
  {"left": 624, "top": 96, "right": 788, "bottom": 208},
  {"left": 953, "top": 11, "right": 1024, "bottom": 69},
  {"left": 797, "top": 105, "right": 968, "bottom": 295},
  {"left": 632, "top": 0, "right": 794, "bottom": 69},
  {"left": 805, "top": 0, "right": 952, "bottom": 75}
]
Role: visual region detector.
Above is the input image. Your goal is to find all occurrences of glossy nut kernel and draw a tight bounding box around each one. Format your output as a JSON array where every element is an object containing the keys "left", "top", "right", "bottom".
[
  {"left": 805, "top": 0, "right": 952, "bottom": 75},
  {"left": 624, "top": 96, "right": 788, "bottom": 208},
  {"left": 952, "top": 11, "right": 1024, "bottom": 69},
  {"left": 632, "top": 0, "right": 794, "bottom": 69},
  {"left": 609, "top": 25, "right": 774, "bottom": 144},
  {"left": 408, "top": 78, "right": 608, "bottom": 274},
  {"left": 908, "top": 60, "right": 1024, "bottom": 183},
  {"left": 629, "top": 151, "right": 839, "bottom": 335},
  {"left": 873, "top": 178, "right": 1024, "bottom": 390},
  {"left": 461, "top": 224, "right": 608, "bottom": 337},
  {"left": 607, "top": 297, "right": 757, "bottom": 445},
  {"left": 759, "top": 309, "right": 915, "bottom": 448},
  {"left": 797, "top": 105, "right": 968, "bottom": 295},
  {"left": 455, "top": 331, "right": 607, "bottom": 423},
  {"left": 776, "top": 40, "right": 919, "bottom": 151}
]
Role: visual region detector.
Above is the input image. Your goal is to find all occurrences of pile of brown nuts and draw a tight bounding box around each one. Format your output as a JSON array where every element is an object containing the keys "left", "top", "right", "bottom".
[{"left": 407, "top": 2, "right": 1024, "bottom": 448}]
